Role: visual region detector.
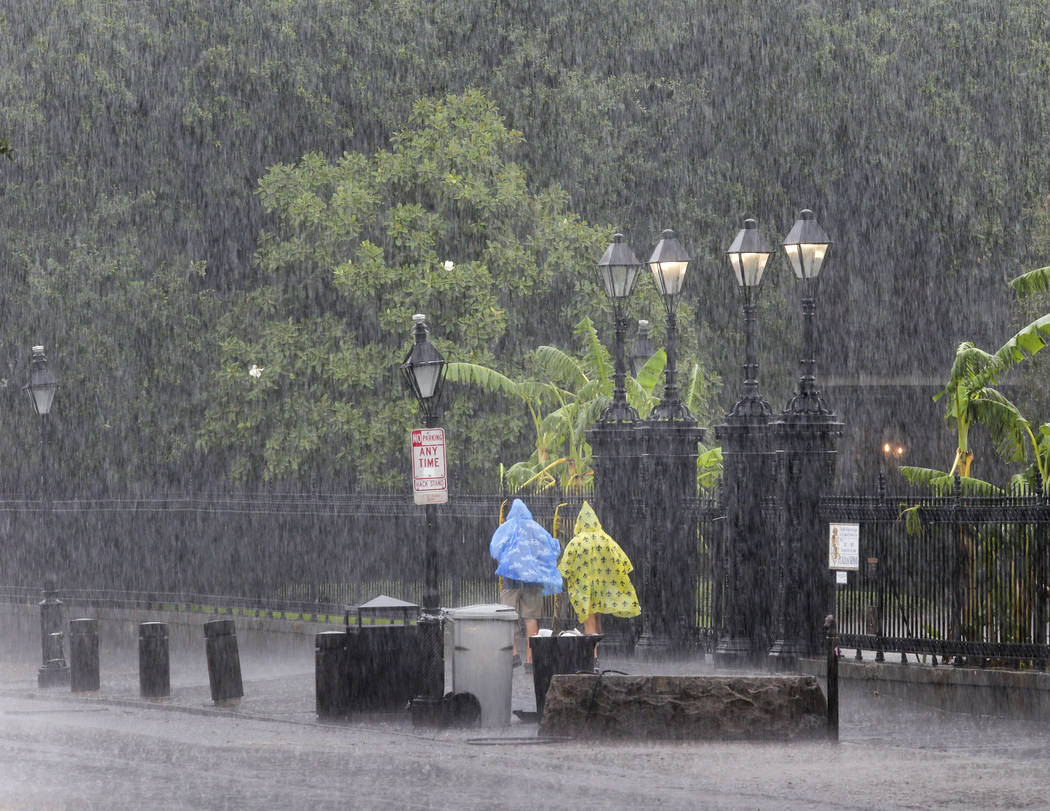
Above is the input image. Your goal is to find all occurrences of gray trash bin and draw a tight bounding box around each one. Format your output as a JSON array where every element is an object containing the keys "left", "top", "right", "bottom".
[{"left": 447, "top": 603, "right": 518, "bottom": 727}]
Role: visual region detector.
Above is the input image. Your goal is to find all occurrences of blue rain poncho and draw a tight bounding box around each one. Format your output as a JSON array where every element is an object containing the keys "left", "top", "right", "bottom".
[{"left": 489, "top": 499, "right": 564, "bottom": 596}]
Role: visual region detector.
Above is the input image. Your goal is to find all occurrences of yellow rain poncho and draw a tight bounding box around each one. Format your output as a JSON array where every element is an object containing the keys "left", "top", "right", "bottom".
[{"left": 558, "top": 501, "right": 640, "bottom": 622}]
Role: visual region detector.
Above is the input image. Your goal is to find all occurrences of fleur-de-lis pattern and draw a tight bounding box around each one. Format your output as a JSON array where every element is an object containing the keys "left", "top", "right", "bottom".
[
  {"left": 489, "top": 498, "right": 564, "bottom": 595},
  {"left": 557, "top": 501, "right": 640, "bottom": 622}
]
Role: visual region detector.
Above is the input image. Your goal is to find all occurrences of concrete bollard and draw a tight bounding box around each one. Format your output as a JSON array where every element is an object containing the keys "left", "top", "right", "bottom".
[
  {"left": 139, "top": 621, "right": 170, "bottom": 698},
  {"left": 69, "top": 618, "right": 100, "bottom": 692},
  {"left": 37, "top": 584, "right": 70, "bottom": 688},
  {"left": 315, "top": 631, "right": 350, "bottom": 718},
  {"left": 204, "top": 619, "right": 243, "bottom": 706}
]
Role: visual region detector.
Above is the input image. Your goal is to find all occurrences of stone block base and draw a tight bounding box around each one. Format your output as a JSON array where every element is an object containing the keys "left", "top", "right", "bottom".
[{"left": 539, "top": 674, "right": 828, "bottom": 741}]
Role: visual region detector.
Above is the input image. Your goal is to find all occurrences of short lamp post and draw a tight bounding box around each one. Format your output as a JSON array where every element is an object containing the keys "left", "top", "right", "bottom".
[
  {"left": 770, "top": 209, "right": 844, "bottom": 665},
  {"left": 715, "top": 219, "right": 776, "bottom": 667},
  {"left": 399, "top": 314, "right": 448, "bottom": 726},
  {"left": 25, "top": 345, "right": 67, "bottom": 687},
  {"left": 781, "top": 209, "right": 833, "bottom": 418},
  {"left": 646, "top": 229, "right": 692, "bottom": 423},
  {"left": 596, "top": 234, "right": 642, "bottom": 424}
]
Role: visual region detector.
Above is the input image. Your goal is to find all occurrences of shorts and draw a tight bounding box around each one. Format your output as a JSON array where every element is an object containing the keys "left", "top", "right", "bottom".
[{"left": 500, "top": 580, "right": 543, "bottom": 620}]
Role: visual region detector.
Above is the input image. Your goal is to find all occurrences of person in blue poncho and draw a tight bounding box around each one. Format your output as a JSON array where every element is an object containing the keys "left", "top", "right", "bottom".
[{"left": 490, "top": 498, "right": 563, "bottom": 668}]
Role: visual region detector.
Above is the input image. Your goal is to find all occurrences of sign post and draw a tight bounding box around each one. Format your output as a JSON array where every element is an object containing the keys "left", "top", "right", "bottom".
[{"left": 411, "top": 428, "right": 448, "bottom": 505}]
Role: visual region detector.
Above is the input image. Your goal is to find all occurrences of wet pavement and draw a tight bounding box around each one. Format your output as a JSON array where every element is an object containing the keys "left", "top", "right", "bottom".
[{"left": 2, "top": 634, "right": 1050, "bottom": 809}]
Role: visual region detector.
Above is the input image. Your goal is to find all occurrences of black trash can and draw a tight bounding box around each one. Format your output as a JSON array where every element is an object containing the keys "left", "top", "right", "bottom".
[
  {"left": 69, "top": 618, "right": 100, "bottom": 692},
  {"left": 204, "top": 619, "right": 244, "bottom": 705},
  {"left": 346, "top": 626, "right": 425, "bottom": 711},
  {"left": 138, "top": 621, "right": 170, "bottom": 698},
  {"left": 529, "top": 634, "right": 602, "bottom": 717},
  {"left": 315, "top": 630, "right": 350, "bottom": 718}
]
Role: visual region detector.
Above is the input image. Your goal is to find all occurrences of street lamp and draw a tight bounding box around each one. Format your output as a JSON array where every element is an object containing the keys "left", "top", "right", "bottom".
[
  {"left": 400, "top": 314, "right": 447, "bottom": 431},
  {"left": 646, "top": 229, "right": 692, "bottom": 422},
  {"left": 725, "top": 218, "right": 773, "bottom": 420},
  {"left": 782, "top": 209, "right": 833, "bottom": 417},
  {"left": 394, "top": 313, "right": 445, "bottom": 726},
  {"left": 23, "top": 345, "right": 58, "bottom": 498},
  {"left": 769, "top": 208, "right": 843, "bottom": 665},
  {"left": 596, "top": 234, "right": 642, "bottom": 423},
  {"left": 24, "top": 345, "right": 67, "bottom": 687},
  {"left": 714, "top": 219, "right": 776, "bottom": 667},
  {"left": 399, "top": 313, "right": 448, "bottom": 726}
]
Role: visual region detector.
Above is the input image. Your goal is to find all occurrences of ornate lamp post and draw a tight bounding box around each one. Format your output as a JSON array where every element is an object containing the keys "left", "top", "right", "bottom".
[
  {"left": 587, "top": 234, "right": 644, "bottom": 655},
  {"left": 646, "top": 229, "right": 692, "bottom": 422},
  {"left": 715, "top": 219, "right": 776, "bottom": 667},
  {"left": 770, "top": 209, "right": 844, "bottom": 666},
  {"left": 780, "top": 209, "right": 833, "bottom": 417},
  {"left": 596, "top": 234, "right": 642, "bottom": 424},
  {"left": 634, "top": 229, "right": 704, "bottom": 657},
  {"left": 399, "top": 314, "right": 448, "bottom": 725},
  {"left": 25, "top": 345, "right": 68, "bottom": 687},
  {"left": 725, "top": 219, "right": 773, "bottom": 421},
  {"left": 24, "top": 345, "right": 58, "bottom": 499}
]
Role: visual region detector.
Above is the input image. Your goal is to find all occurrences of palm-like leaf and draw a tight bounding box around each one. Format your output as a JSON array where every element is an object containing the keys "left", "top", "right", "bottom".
[
  {"left": 899, "top": 465, "right": 999, "bottom": 493},
  {"left": 534, "top": 345, "right": 591, "bottom": 390},
  {"left": 445, "top": 361, "right": 520, "bottom": 397},
  {"left": 1009, "top": 265, "right": 1050, "bottom": 300},
  {"left": 968, "top": 390, "right": 1030, "bottom": 464}
]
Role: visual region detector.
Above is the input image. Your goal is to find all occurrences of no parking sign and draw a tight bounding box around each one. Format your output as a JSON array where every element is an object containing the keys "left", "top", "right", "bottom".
[{"left": 410, "top": 428, "right": 448, "bottom": 505}]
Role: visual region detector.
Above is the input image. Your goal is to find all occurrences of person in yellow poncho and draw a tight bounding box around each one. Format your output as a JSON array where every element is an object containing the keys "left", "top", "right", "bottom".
[{"left": 558, "top": 501, "right": 640, "bottom": 640}]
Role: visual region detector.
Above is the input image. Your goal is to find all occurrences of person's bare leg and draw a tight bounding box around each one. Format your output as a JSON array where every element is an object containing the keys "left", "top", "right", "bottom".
[
  {"left": 583, "top": 614, "right": 601, "bottom": 659},
  {"left": 524, "top": 618, "right": 539, "bottom": 663}
]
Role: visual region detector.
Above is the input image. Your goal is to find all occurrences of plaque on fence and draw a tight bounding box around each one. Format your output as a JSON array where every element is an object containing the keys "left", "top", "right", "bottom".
[{"left": 828, "top": 522, "right": 859, "bottom": 570}]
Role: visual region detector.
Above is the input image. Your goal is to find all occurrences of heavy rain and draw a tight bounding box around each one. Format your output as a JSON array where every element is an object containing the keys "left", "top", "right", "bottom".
[{"left": 3, "top": 1, "right": 1050, "bottom": 808}]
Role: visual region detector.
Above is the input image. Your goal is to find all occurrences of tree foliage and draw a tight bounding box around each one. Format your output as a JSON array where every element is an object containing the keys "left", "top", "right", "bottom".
[
  {"left": 4, "top": 1, "right": 1050, "bottom": 491},
  {"left": 197, "top": 92, "right": 607, "bottom": 487}
]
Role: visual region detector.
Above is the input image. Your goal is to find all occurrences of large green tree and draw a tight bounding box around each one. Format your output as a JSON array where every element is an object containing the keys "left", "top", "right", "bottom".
[{"left": 197, "top": 91, "right": 608, "bottom": 487}]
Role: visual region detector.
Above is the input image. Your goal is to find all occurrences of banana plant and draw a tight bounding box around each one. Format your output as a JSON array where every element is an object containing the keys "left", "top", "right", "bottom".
[
  {"left": 447, "top": 316, "right": 668, "bottom": 491},
  {"left": 902, "top": 265, "right": 1050, "bottom": 491}
]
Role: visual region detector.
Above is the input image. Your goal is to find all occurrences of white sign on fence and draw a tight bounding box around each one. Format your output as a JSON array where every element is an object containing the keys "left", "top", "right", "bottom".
[
  {"left": 410, "top": 428, "right": 448, "bottom": 505},
  {"left": 828, "top": 522, "right": 860, "bottom": 570}
]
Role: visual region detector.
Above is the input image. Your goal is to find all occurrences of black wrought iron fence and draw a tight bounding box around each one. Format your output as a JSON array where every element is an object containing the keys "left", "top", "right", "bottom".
[{"left": 822, "top": 480, "right": 1050, "bottom": 666}]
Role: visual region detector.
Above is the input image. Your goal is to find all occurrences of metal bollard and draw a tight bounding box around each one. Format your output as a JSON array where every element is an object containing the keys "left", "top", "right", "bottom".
[
  {"left": 69, "top": 618, "right": 100, "bottom": 692},
  {"left": 824, "top": 614, "right": 839, "bottom": 743},
  {"left": 315, "top": 630, "right": 350, "bottom": 718},
  {"left": 139, "top": 621, "right": 170, "bottom": 698},
  {"left": 204, "top": 619, "right": 243, "bottom": 706}
]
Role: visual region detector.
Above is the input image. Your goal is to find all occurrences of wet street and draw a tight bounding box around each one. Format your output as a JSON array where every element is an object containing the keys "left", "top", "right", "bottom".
[{"left": 2, "top": 648, "right": 1049, "bottom": 810}]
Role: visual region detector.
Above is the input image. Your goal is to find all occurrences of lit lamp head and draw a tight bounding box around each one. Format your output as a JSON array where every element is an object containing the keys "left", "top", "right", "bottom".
[
  {"left": 726, "top": 218, "right": 772, "bottom": 297},
  {"left": 24, "top": 345, "right": 58, "bottom": 416},
  {"left": 647, "top": 229, "right": 690, "bottom": 314},
  {"left": 399, "top": 314, "right": 447, "bottom": 423},
  {"left": 597, "top": 233, "right": 641, "bottom": 317},
  {"left": 782, "top": 209, "right": 832, "bottom": 280}
]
